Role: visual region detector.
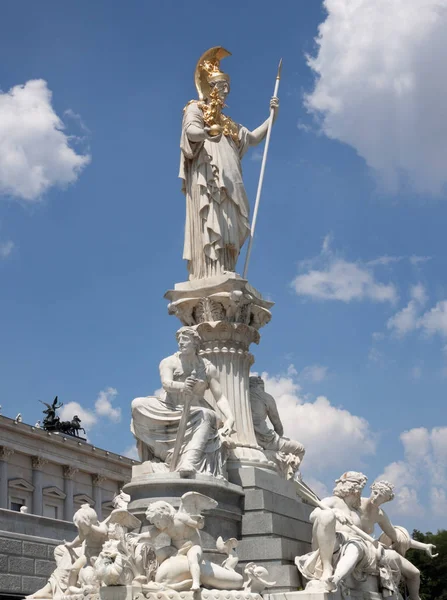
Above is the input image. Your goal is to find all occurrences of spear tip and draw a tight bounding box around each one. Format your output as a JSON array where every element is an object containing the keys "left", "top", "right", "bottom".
[{"left": 277, "top": 58, "right": 283, "bottom": 80}]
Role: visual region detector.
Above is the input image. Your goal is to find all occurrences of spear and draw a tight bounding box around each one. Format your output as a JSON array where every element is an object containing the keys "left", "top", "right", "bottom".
[{"left": 243, "top": 58, "right": 282, "bottom": 279}]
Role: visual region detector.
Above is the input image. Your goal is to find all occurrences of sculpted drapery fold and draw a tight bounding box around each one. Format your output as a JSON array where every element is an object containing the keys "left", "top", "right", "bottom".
[{"left": 179, "top": 102, "right": 250, "bottom": 280}]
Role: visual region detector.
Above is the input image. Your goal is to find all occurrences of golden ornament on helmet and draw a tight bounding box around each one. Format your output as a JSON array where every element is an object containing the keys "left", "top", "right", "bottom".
[{"left": 194, "top": 46, "right": 231, "bottom": 101}]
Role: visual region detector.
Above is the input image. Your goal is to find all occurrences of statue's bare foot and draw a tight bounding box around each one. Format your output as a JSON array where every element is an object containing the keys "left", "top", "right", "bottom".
[{"left": 191, "top": 583, "right": 201, "bottom": 592}]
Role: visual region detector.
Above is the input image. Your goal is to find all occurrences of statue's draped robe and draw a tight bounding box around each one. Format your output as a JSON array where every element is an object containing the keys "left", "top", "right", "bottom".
[
  {"left": 179, "top": 101, "right": 251, "bottom": 280},
  {"left": 297, "top": 531, "right": 396, "bottom": 595},
  {"left": 131, "top": 354, "right": 225, "bottom": 477}
]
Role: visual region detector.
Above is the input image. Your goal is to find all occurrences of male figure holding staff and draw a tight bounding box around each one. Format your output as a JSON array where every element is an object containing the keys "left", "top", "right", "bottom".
[{"left": 131, "top": 327, "right": 234, "bottom": 478}]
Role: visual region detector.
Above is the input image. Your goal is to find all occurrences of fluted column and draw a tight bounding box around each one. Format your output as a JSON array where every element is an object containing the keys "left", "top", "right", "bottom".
[
  {"left": 166, "top": 275, "right": 276, "bottom": 470},
  {"left": 198, "top": 321, "right": 269, "bottom": 468},
  {"left": 92, "top": 474, "right": 106, "bottom": 520},
  {"left": 31, "top": 456, "right": 48, "bottom": 515},
  {"left": 63, "top": 466, "right": 78, "bottom": 521},
  {"left": 0, "top": 447, "right": 14, "bottom": 509}
]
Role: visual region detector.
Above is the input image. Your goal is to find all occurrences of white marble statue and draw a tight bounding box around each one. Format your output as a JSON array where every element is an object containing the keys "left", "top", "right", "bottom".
[
  {"left": 131, "top": 326, "right": 235, "bottom": 478},
  {"left": 295, "top": 473, "right": 438, "bottom": 599},
  {"left": 180, "top": 47, "right": 279, "bottom": 280},
  {"left": 26, "top": 487, "right": 272, "bottom": 600},
  {"left": 249, "top": 376, "right": 305, "bottom": 479},
  {"left": 243, "top": 563, "right": 276, "bottom": 594},
  {"left": 128, "top": 492, "right": 271, "bottom": 593},
  {"left": 26, "top": 492, "right": 140, "bottom": 599}
]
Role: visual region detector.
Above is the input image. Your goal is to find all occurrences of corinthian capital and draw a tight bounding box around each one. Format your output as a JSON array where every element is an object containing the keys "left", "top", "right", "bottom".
[
  {"left": 0, "top": 446, "right": 14, "bottom": 461},
  {"left": 92, "top": 474, "right": 106, "bottom": 487},
  {"left": 31, "top": 456, "right": 48, "bottom": 471},
  {"left": 63, "top": 466, "right": 79, "bottom": 480}
]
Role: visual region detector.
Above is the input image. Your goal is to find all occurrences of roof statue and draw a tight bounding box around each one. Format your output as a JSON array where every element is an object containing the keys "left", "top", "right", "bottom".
[{"left": 39, "top": 396, "right": 86, "bottom": 439}]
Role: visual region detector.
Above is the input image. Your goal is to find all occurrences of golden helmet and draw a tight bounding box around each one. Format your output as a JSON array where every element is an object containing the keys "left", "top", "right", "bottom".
[{"left": 195, "top": 46, "right": 231, "bottom": 101}]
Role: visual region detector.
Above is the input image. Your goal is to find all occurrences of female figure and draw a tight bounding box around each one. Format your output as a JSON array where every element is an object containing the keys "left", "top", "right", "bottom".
[
  {"left": 180, "top": 47, "right": 279, "bottom": 280},
  {"left": 131, "top": 327, "right": 235, "bottom": 478}
]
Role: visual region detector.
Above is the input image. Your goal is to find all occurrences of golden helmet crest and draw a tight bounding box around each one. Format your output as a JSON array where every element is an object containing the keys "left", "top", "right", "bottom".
[{"left": 195, "top": 46, "right": 231, "bottom": 101}]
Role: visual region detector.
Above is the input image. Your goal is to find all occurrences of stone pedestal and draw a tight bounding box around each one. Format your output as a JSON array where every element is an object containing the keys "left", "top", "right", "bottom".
[
  {"left": 124, "top": 469, "right": 244, "bottom": 552},
  {"left": 231, "top": 468, "right": 313, "bottom": 593},
  {"left": 265, "top": 593, "right": 391, "bottom": 600},
  {"left": 165, "top": 274, "right": 275, "bottom": 471},
  {"left": 265, "top": 593, "right": 343, "bottom": 600},
  {"left": 100, "top": 587, "right": 263, "bottom": 600}
]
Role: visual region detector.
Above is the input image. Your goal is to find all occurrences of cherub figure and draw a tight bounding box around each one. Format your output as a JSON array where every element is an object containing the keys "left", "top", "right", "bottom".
[
  {"left": 64, "top": 504, "right": 108, "bottom": 564},
  {"left": 132, "top": 492, "right": 244, "bottom": 591},
  {"left": 138, "top": 493, "right": 215, "bottom": 591}
]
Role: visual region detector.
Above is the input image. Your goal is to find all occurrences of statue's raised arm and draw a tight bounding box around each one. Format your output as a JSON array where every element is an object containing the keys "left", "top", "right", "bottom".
[{"left": 179, "top": 47, "right": 279, "bottom": 280}]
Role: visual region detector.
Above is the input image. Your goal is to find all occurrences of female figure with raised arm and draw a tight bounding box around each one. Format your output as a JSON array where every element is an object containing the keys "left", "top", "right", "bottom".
[{"left": 180, "top": 47, "right": 279, "bottom": 280}]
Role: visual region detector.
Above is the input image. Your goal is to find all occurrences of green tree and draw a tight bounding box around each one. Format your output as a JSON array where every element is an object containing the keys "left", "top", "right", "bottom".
[{"left": 399, "top": 529, "right": 447, "bottom": 600}]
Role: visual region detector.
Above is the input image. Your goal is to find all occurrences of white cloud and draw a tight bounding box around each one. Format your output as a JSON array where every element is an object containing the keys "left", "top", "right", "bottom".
[
  {"left": 95, "top": 387, "right": 121, "bottom": 423},
  {"left": 367, "top": 256, "right": 404, "bottom": 267},
  {"left": 261, "top": 370, "right": 376, "bottom": 473},
  {"left": 300, "top": 364, "right": 329, "bottom": 383},
  {"left": 58, "top": 387, "right": 121, "bottom": 432},
  {"left": 59, "top": 401, "right": 97, "bottom": 429},
  {"left": 292, "top": 237, "right": 398, "bottom": 303},
  {"left": 410, "top": 255, "right": 432, "bottom": 267},
  {"left": 378, "top": 427, "right": 447, "bottom": 518},
  {"left": 418, "top": 300, "right": 447, "bottom": 336},
  {"left": 303, "top": 476, "right": 330, "bottom": 500},
  {"left": 305, "top": 0, "right": 447, "bottom": 195},
  {"left": 0, "top": 240, "right": 14, "bottom": 258},
  {"left": 123, "top": 445, "right": 139, "bottom": 461},
  {"left": 387, "top": 285, "right": 447, "bottom": 340},
  {"left": 0, "top": 79, "right": 90, "bottom": 201},
  {"left": 387, "top": 284, "right": 427, "bottom": 337},
  {"left": 431, "top": 487, "right": 447, "bottom": 516}
]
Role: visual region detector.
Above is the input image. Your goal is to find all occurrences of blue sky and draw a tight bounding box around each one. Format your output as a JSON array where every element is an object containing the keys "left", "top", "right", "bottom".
[{"left": 1, "top": 0, "right": 447, "bottom": 533}]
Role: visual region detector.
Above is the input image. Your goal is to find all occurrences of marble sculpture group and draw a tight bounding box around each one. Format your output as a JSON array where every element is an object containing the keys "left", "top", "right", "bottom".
[{"left": 26, "top": 47, "right": 438, "bottom": 600}]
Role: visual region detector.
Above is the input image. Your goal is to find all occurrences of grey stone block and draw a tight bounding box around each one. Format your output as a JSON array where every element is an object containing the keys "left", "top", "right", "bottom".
[
  {"left": 22, "top": 575, "right": 48, "bottom": 594},
  {"left": 0, "top": 554, "right": 7, "bottom": 571},
  {"left": 244, "top": 489, "right": 312, "bottom": 522},
  {"left": 126, "top": 473, "right": 243, "bottom": 548},
  {"left": 48, "top": 543, "right": 58, "bottom": 559},
  {"left": 229, "top": 467, "right": 302, "bottom": 501},
  {"left": 100, "top": 585, "right": 134, "bottom": 600},
  {"left": 8, "top": 555, "right": 35, "bottom": 575},
  {"left": 265, "top": 592, "right": 343, "bottom": 600},
  {"left": 242, "top": 512, "right": 312, "bottom": 542},
  {"left": 237, "top": 537, "right": 310, "bottom": 562},
  {"left": 23, "top": 541, "right": 48, "bottom": 558},
  {"left": 35, "top": 559, "right": 55, "bottom": 577},
  {"left": 0, "top": 536, "right": 22, "bottom": 555},
  {"left": 0, "top": 573, "right": 22, "bottom": 593}
]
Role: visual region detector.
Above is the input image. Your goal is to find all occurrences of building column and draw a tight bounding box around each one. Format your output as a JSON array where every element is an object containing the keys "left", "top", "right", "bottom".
[
  {"left": 92, "top": 474, "right": 106, "bottom": 520},
  {"left": 63, "top": 466, "right": 78, "bottom": 521},
  {"left": 31, "top": 456, "right": 48, "bottom": 515},
  {"left": 0, "top": 447, "right": 14, "bottom": 509}
]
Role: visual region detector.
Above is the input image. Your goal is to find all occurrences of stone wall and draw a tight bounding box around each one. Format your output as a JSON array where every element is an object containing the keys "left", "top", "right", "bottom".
[{"left": 0, "top": 509, "right": 75, "bottom": 598}]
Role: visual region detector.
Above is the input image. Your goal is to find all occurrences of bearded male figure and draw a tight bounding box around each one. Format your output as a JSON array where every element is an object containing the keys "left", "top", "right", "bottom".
[
  {"left": 296, "top": 474, "right": 437, "bottom": 599},
  {"left": 248, "top": 376, "right": 305, "bottom": 479},
  {"left": 180, "top": 47, "right": 279, "bottom": 280}
]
